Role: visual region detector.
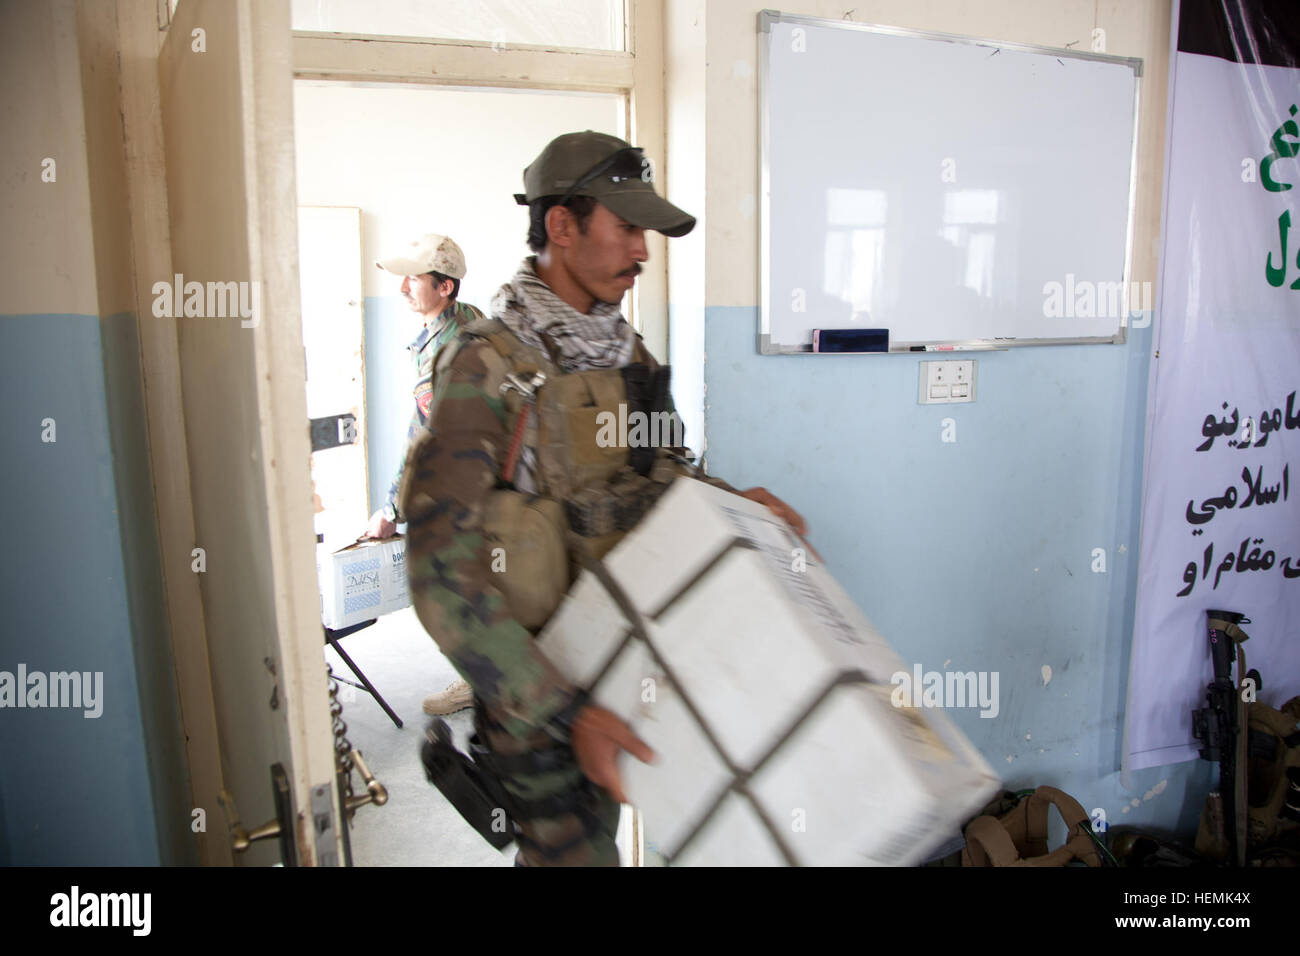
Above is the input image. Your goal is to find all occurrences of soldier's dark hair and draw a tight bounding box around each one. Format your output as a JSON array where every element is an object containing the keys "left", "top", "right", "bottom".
[
  {"left": 428, "top": 270, "right": 460, "bottom": 301},
  {"left": 527, "top": 195, "right": 598, "bottom": 253}
]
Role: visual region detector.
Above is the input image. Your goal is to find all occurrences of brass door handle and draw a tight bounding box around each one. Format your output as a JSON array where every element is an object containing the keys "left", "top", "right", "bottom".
[
  {"left": 343, "top": 748, "right": 388, "bottom": 814},
  {"left": 219, "top": 764, "right": 297, "bottom": 861}
]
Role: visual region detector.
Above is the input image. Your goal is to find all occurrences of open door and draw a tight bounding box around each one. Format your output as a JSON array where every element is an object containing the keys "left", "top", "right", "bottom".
[
  {"left": 299, "top": 205, "right": 368, "bottom": 553},
  {"left": 159, "top": 0, "right": 340, "bottom": 865}
]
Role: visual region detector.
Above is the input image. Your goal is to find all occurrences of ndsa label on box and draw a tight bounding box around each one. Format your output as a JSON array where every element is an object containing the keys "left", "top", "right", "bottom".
[{"left": 318, "top": 536, "right": 409, "bottom": 630}]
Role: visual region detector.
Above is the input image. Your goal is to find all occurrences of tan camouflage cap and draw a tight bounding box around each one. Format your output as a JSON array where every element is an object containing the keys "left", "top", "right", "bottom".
[
  {"left": 375, "top": 233, "right": 467, "bottom": 279},
  {"left": 514, "top": 131, "right": 695, "bottom": 238}
]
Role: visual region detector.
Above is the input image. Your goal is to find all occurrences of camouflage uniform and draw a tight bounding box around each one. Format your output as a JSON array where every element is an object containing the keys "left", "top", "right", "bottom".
[
  {"left": 400, "top": 302, "right": 736, "bottom": 866},
  {"left": 384, "top": 299, "right": 485, "bottom": 523}
]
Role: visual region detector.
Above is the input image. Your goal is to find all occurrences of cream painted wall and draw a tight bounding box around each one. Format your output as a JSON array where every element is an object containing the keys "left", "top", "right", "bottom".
[
  {"left": 700, "top": 0, "right": 1170, "bottom": 308},
  {"left": 0, "top": 0, "right": 98, "bottom": 315},
  {"left": 76, "top": 0, "right": 138, "bottom": 315}
]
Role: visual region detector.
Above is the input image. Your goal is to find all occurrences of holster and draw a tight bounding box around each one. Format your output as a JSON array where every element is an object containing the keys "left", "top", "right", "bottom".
[
  {"left": 619, "top": 363, "right": 675, "bottom": 476},
  {"left": 420, "top": 715, "right": 598, "bottom": 851},
  {"left": 419, "top": 719, "right": 517, "bottom": 850}
]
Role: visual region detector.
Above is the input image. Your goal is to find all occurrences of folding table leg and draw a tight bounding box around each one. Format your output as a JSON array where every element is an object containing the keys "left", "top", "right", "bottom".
[{"left": 328, "top": 636, "right": 403, "bottom": 729}]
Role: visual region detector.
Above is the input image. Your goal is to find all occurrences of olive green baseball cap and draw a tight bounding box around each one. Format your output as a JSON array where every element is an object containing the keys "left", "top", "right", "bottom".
[{"left": 514, "top": 131, "right": 696, "bottom": 238}]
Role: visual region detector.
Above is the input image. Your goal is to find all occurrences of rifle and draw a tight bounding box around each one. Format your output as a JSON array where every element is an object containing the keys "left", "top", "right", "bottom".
[{"left": 1191, "top": 609, "right": 1252, "bottom": 866}]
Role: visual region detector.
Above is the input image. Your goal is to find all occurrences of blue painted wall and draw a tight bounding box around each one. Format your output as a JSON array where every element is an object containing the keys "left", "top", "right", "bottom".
[
  {"left": 699, "top": 306, "right": 1212, "bottom": 839},
  {"left": 0, "top": 314, "right": 189, "bottom": 864}
]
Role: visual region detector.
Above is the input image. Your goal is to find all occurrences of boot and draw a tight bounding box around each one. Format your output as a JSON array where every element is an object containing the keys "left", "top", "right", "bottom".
[{"left": 423, "top": 680, "right": 473, "bottom": 716}]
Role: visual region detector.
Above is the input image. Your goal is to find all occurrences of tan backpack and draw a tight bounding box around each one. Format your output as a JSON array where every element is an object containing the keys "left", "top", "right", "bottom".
[
  {"left": 961, "top": 786, "right": 1102, "bottom": 867},
  {"left": 1244, "top": 695, "right": 1300, "bottom": 858}
]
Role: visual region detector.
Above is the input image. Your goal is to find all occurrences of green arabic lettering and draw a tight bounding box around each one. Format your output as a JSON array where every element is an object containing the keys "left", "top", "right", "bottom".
[
  {"left": 1261, "top": 105, "right": 1299, "bottom": 192},
  {"left": 1267, "top": 209, "right": 1290, "bottom": 287}
]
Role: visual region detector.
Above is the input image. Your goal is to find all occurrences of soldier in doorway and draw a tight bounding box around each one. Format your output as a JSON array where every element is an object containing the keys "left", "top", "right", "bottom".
[{"left": 363, "top": 233, "right": 486, "bottom": 717}]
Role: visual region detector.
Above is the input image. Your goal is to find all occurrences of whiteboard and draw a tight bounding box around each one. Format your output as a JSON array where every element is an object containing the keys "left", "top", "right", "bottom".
[{"left": 759, "top": 12, "right": 1142, "bottom": 353}]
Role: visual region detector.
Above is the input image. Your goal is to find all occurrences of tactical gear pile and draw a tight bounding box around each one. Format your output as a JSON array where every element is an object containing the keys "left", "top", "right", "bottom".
[
  {"left": 959, "top": 786, "right": 1102, "bottom": 866},
  {"left": 923, "top": 787, "right": 1106, "bottom": 867},
  {"left": 1192, "top": 611, "right": 1300, "bottom": 866},
  {"left": 1243, "top": 696, "right": 1300, "bottom": 858}
]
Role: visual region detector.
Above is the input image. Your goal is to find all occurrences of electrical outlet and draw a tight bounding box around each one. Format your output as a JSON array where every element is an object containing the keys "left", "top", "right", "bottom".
[{"left": 918, "top": 359, "right": 978, "bottom": 404}]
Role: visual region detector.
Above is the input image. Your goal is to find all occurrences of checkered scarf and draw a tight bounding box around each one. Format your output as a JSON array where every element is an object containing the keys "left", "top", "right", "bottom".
[{"left": 490, "top": 257, "right": 637, "bottom": 371}]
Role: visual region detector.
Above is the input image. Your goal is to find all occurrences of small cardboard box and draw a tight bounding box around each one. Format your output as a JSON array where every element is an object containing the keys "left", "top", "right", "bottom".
[
  {"left": 317, "top": 535, "right": 409, "bottom": 630},
  {"left": 537, "top": 478, "right": 1001, "bottom": 866}
]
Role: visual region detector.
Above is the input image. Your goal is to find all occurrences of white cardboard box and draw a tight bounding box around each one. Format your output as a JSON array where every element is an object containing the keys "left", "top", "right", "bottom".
[
  {"left": 317, "top": 535, "right": 409, "bottom": 630},
  {"left": 537, "top": 478, "right": 1000, "bottom": 866}
]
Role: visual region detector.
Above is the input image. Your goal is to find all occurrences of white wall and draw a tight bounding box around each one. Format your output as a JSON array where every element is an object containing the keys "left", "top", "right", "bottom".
[
  {"left": 293, "top": 81, "right": 626, "bottom": 511},
  {"left": 664, "top": 0, "right": 708, "bottom": 454},
  {"left": 293, "top": 81, "right": 624, "bottom": 306}
]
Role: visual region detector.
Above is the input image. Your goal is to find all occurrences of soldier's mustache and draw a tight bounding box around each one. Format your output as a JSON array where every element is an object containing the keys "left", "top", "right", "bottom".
[{"left": 619, "top": 265, "right": 642, "bottom": 278}]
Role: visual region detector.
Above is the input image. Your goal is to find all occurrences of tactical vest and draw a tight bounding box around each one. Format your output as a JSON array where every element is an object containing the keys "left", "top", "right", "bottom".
[
  {"left": 1190, "top": 614, "right": 1300, "bottom": 864},
  {"left": 435, "top": 317, "right": 695, "bottom": 631},
  {"left": 1243, "top": 695, "right": 1300, "bottom": 857}
]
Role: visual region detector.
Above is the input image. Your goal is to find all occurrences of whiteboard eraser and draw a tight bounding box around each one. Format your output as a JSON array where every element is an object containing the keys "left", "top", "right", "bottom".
[{"left": 812, "top": 329, "right": 889, "bottom": 353}]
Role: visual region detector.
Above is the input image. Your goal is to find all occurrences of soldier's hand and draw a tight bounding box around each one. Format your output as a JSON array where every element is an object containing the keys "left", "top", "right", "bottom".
[
  {"left": 738, "top": 486, "right": 807, "bottom": 536},
  {"left": 571, "top": 705, "right": 655, "bottom": 804},
  {"left": 363, "top": 510, "right": 397, "bottom": 540}
]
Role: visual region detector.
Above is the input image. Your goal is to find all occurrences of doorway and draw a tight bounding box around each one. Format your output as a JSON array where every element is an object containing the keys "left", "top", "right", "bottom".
[
  {"left": 155, "top": 0, "right": 665, "bottom": 866},
  {"left": 295, "top": 80, "right": 628, "bottom": 864}
]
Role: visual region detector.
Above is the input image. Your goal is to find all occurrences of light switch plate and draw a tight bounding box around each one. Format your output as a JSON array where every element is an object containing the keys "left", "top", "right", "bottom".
[{"left": 918, "top": 359, "right": 978, "bottom": 404}]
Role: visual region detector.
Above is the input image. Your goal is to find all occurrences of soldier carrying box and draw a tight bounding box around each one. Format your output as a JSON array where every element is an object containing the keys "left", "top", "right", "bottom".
[{"left": 403, "top": 131, "right": 805, "bottom": 866}]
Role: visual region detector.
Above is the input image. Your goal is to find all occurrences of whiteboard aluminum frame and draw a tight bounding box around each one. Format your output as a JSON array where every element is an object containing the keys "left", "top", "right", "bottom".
[{"left": 757, "top": 9, "right": 1144, "bottom": 355}]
